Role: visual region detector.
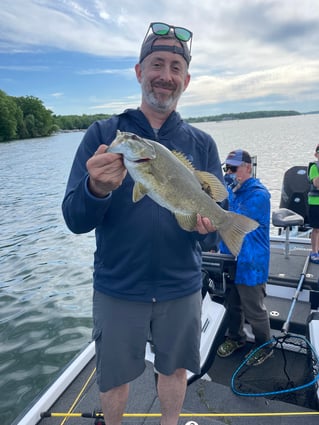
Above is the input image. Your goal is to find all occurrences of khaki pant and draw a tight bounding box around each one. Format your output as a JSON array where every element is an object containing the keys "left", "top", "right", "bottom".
[{"left": 227, "top": 283, "right": 271, "bottom": 346}]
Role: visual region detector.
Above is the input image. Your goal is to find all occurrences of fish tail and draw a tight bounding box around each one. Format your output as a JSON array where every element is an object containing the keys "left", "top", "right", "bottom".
[{"left": 218, "top": 211, "right": 259, "bottom": 257}]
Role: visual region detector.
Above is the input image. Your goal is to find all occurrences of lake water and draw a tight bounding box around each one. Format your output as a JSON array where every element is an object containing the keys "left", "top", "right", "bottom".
[{"left": 1, "top": 114, "right": 319, "bottom": 424}]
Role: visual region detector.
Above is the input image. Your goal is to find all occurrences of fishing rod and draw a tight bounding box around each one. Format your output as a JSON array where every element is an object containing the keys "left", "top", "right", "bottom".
[
  {"left": 41, "top": 411, "right": 102, "bottom": 418},
  {"left": 40, "top": 411, "right": 319, "bottom": 418}
]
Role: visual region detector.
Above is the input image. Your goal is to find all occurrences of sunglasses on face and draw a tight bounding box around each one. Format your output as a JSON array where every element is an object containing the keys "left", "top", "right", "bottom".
[{"left": 223, "top": 165, "right": 238, "bottom": 173}]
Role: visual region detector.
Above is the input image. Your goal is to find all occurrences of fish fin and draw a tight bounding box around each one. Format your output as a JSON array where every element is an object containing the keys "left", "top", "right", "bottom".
[
  {"left": 172, "top": 151, "right": 196, "bottom": 172},
  {"left": 171, "top": 150, "right": 228, "bottom": 202},
  {"left": 175, "top": 213, "right": 198, "bottom": 231},
  {"left": 218, "top": 212, "right": 259, "bottom": 257},
  {"left": 132, "top": 182, "right": 148, "bottom": 202},
  {"left": 195, "top": 171, "right": 228, "bottom": 202}
]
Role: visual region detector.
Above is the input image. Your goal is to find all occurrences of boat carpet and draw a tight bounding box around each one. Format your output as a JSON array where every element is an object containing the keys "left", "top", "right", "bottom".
[
  {"left": 207, "top": 341, "right": 319, "bottom": 411},
  {"left": 269, "top": 246, "right": 319, "bottom": 291},
  {"left": 39, "top": 357, "right": 319, "bottom": 425},
  {"left": 38, "top": 359, "right": 224, "bottom": 425},
  {"left": 264, "top": 295, "right": 311, "bottom": 334}
]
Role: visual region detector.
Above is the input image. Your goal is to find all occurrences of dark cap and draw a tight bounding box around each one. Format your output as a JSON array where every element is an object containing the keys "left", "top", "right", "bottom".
[
  {"left": 224, "top": 149, "right": 252, "bottom": 166},
  {"left": 139, "top": 33, "right": 191, "bottom": 65}
]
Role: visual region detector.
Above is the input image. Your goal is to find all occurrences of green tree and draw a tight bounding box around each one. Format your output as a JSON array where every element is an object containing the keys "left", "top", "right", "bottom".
[
  {"left": 0, "top": 90, "right": 22, "bottom": 142},
  {"left": 13, "top": 95, "right": 54, "bottom": 138},
  {"left": 53, "top": 113, "right": 113, "bottom": 130}
]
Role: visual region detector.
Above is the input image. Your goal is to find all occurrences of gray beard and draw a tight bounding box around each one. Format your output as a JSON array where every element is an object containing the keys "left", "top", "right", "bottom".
[
  {"left": 144, "top": 90, "right": 176, "bottom": 113},
  {"left": 141, "top": 76, "right": 183, "bottom": 113}
]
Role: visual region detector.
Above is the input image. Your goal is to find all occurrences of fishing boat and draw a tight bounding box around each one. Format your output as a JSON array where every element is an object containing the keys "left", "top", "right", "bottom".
[{"left": 12, "top": 166, "right": 319, "bottom": 425}]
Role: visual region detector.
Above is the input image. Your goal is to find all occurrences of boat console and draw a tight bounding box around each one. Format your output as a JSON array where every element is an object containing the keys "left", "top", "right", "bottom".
[{"left": 201, "top": 252, "right": 236, "bottom": 297}]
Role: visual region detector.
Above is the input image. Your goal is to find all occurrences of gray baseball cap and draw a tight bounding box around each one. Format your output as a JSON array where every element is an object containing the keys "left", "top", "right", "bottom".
[{"left": 139, "top": 33, "right": 191, "bottom": 65}]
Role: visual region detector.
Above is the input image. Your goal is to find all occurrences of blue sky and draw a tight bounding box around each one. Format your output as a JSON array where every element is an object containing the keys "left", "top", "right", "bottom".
[{"left": 1, "top": 0, "right": 318, "bottom": 117}]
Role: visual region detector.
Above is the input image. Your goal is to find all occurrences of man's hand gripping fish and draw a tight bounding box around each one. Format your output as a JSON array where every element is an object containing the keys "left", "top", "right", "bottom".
[{"left": 108, "top": 131, "right": 259, "bottom": 257}]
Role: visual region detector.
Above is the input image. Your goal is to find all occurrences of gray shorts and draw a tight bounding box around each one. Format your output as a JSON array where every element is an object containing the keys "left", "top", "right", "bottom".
[{"left": 92, "top": 290, "right": 202, "bottom": 392}]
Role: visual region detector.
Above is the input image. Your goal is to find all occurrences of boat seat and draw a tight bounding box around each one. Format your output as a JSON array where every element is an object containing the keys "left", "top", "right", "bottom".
[{"left": 272, "top": 208, "right": 304, "bottom": 258}]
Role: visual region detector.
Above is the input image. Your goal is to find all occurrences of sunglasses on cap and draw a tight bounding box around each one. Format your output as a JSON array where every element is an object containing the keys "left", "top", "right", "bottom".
[
  {"left": 223, "top": 165, "right": 238, "bottom": 173},
  {"left": 144, "top": 22, "right": 193, "bottom": 54},
  {"left": 150, "top": 22, "right": 192, "bottom": 42}
]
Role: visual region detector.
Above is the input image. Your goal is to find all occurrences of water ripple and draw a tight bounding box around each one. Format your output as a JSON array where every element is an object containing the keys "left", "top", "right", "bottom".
[
  {"left": 0, "top": 133, "right": 94, "bottom": 424},
  {"left": 1, "top": 119, "right": 319, "bottom": 425}
]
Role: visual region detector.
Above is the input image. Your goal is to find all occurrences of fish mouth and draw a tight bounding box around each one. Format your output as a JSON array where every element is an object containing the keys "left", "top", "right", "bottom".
[
  {"left": 122, "top": 153, "right": 155, "bottom": 162},
  {"left": 108, "top": 131, "right": 157, "bottom": 161},
  {"left": 123, "top": 157, "right": 152, "bottom": 163},
  {"left": 117, "top": 154, "right": 153, "bottom": 162},
  {"left": 133, "top": 158, "right": 152, "bottom": 163}
]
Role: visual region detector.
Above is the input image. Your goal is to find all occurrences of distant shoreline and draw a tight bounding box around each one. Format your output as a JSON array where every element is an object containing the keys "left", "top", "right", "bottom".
[
  {"left": 186, "top": 110, "right": 319, "bottom": 123},
  {"left": 2, "top": 108, "right": 318, "bottom": 143}
]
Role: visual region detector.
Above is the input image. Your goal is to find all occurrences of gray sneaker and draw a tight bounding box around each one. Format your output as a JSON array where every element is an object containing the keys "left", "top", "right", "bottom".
[
  {"left": 245, "top": 347, "right": 274, "bottom": 366},
  {"left": 217, "top": 339, "right": 246, "bottom": 357}
]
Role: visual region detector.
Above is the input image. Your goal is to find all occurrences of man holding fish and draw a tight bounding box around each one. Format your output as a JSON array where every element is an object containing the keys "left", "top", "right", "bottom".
[{"left": 62, "top": 22, "right": 257, "bottom": 425}]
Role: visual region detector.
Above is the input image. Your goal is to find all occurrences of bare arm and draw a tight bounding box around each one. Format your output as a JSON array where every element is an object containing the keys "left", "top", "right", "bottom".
[{"left": 313, "top": 176, "right": 319, "bottom": 188}]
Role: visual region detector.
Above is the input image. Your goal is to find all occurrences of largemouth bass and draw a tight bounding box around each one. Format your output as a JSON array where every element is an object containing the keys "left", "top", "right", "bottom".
[{"left": 108, "top": 130, "right": 258, "bottom": 256}]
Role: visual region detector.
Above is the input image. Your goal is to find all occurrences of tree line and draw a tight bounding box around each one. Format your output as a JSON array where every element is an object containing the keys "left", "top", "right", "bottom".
[
  {"left": 186, "top": 110, "right": 301, "bottom": 123},
  {"left": 0, "top": 89, "right": 112, "bottom": 142},
  {"left": 0, "top": 88, "right": 307, "bottom": 143},
  {"left": 0, "top": 89, "right": 55, "bottom": 142}
]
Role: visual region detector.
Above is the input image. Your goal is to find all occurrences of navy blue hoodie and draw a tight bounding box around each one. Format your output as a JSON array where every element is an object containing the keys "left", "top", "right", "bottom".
[{"left": 62, "top": 109, "right": 223, "bottom": 302}]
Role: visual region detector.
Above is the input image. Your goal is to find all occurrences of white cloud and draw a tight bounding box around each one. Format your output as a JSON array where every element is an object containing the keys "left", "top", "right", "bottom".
[
  {"left": 51, "top": 92, "right": 64, "bottom": 98},
  {"left": 1, "top": 0, "right": 318, "bottom": 115},
  {"left": 185, "top": 60, "right": 319, "bottom": 106},
  {"left": 77, "top": 67, "right": 134, "bottom": 78}
]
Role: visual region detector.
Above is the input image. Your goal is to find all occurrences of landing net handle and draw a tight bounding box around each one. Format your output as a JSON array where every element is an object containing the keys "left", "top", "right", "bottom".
[{"left": 281, "top": 254, "right": 310, "bottom": 334}]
